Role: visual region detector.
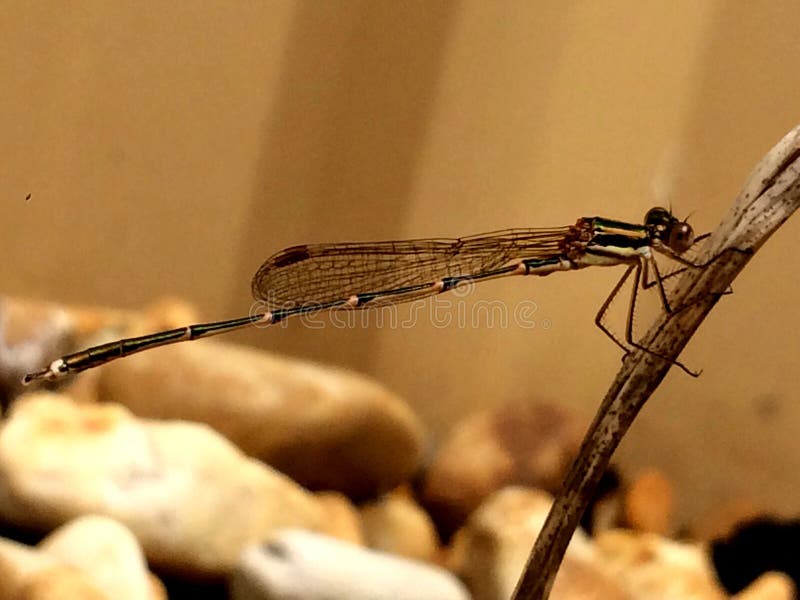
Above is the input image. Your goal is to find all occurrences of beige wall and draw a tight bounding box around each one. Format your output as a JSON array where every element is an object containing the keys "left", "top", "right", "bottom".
[{"left": 2, "top": 1, "right": 800, "bottom": 526}]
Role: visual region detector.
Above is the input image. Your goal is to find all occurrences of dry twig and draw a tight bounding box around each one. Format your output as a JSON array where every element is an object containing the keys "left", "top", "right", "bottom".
[{"left": 512, "top": 124, "right": 800, "bottom": 599}]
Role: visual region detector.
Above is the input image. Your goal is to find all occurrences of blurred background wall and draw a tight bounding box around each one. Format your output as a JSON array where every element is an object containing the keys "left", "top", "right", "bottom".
[{"left": 2, "top": 1, "right": 800, "bottom": 527}]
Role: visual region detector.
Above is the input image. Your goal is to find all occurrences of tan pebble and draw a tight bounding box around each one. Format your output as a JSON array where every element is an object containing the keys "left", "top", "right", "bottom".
[
  {"left": 361, "top": 490, "right": 439, "bottom": 562},
  {"left": 451, "top": 487, "right": 623, "bottom": 600},
  {"left": 733, "top": 571, "right": 795, "bottom": 600},
  {"left": 97, "top": 340, "right": 426, "bottom": 498},
  {"left": 0, "top": 393, "right": 322, "bottom": 576},
  {"left": 17, "top": 566, "right": 106, "bottom": 600},
  {"left": 316, "top": 491, "right": 364, "bottom": 545},
  {"left": 624, "top": 468, "right": 674, "bottom": 535}
]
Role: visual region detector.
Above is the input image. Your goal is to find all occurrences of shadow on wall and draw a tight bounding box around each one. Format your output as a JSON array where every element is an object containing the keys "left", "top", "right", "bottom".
[{"left": 234, "top": 1, "right": 461, "bottom": 370}]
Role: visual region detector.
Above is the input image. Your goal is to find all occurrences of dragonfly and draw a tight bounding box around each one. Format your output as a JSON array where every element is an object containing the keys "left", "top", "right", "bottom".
[{"left": 24, "top": 206, "right": 719, "bottom": 385}]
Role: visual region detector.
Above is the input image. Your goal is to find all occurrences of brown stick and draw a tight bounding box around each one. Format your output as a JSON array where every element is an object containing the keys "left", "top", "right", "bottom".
[{"left": 511, "top": 125, "right": 800, "bottom": 600}]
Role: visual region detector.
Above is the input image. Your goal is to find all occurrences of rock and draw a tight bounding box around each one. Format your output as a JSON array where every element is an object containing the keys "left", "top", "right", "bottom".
[
  {"left": 0, "top": 393, "right": 322, "bottom": 576},
  {"left": 230, "top": 529, "right": 469, "bottom": 600},
  {"left": 421, "top": 400, "right": 586, "bottom": 537},
  {"left": 315, "top": 491, "right": 364, "bottom": 545},
  {"left": 0, "top": 536, "right": 106, "bottom": 600},
  {"left": 96, "top": 340, "right": 426, "bottom": 498},
  {"left": 0, "top": 297, "right": 74, "bottom": 412},
  {"left": 39, "top": 515, "right": 158, "bottom": 600},
  {"left": 360, "top": 488, "right": 439, "bottom": 562},
  {"left": 12, "top": 566, "right": 108, "bottom": 600},
  {"left": 733, "top": 572, "right": 795, "bottom": 600},
  {"left": 146, "top": 575, "right": 168, "bottom": 600},
  {"left": 623, "top": 468, "right": 674, "bottom": 535},
  {"left": 449, "top": 486, "right": 625, "bottom": 600},
  {"left": 594, "top": 528, "right": 727, "bottom": 599}
]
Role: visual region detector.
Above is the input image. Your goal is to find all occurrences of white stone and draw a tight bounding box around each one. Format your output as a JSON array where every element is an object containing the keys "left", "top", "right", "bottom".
[{"left": 230, "top": 529, "right": 470, "bottom": 600}]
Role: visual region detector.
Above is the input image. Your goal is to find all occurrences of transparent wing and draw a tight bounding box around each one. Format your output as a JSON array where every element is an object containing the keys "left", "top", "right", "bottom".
[{"left": 251, "top": 227, "right": 573, "bottom": 309}]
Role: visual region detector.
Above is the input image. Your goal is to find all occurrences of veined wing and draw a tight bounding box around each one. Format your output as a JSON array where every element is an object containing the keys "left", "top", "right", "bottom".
[{"left": 251, "top": 227, "right": 573, "bottom": 309}]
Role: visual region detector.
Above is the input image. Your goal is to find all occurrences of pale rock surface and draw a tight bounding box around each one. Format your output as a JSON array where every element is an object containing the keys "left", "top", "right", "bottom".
[
  {"left": 0, "top": 393, "right": 321, "bottom": 576},
  {"left": 96, "top": 340, "right": 426, "bottom": 498},
  {"left": 0, "top": 539, "right": 135, "bottom": 600},
  {"left": 360, "top": 488, "right": 439, "bottom": 562},
  {"left": 594, "top": 529, "right": 726, "bottom": 599},
  {"left": 0, "top": 536, "right": 106, "bottom": 600},
  {"left": 733, "top": 572, "right": 795, "bottom": 600},
  {"left": 449, "top": 486, "right": 626, "bottom": 600},
  {"left": 315, "top": 491, "right": 364, "bottom": 545},
  {"left": 598, "top": 531, "right": 795, "bottom": 599},
  {"left": 8, "top": 565, "right": 108, "bottom": 600},
  {"left": 230, "top": 529, "right": 470, "bottom": 600},
  {"left": 39, "top": 515, "right": 156, "bottom": 600}
]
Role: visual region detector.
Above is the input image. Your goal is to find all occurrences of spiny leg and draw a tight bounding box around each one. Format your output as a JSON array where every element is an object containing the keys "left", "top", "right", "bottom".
[
  {"left": 641, "top": 253, "right": 673, "bottom": 313},
  {"left": 594, "top": 263, "right": 637, "bottom": 355},
  {"left": 615, "top": 242, "right": 752, "bottom": 376},
  {"left": 653, "top": 244, "right": 753, "bottom": 312},
  {"left": 624, "top": 257, "right": 701, "bottom": 377},
  {"left": 656, "top": 240, "right": 751, "bottom": 270},
  {"left": 594, "top": 260, "right": 701, "bottom": 377},
  {"left": 642, "top": 231, "right": 711, "bottom": 290},
  {"left": 641, "top": 233, "right": 715, "bottom": 294},
  {"left": 640, "top": 235, "right": 746, "bottom": 316}
]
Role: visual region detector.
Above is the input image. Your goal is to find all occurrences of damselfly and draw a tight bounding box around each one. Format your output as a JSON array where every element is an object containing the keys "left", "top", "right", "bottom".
[{"left": 24, "top": 207, "right": 717, "bottom": 384}]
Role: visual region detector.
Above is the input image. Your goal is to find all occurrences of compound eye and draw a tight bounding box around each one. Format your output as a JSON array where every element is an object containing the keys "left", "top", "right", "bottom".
[{"left": 669, "top": 223, "right": 694, "bottom": 253}]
